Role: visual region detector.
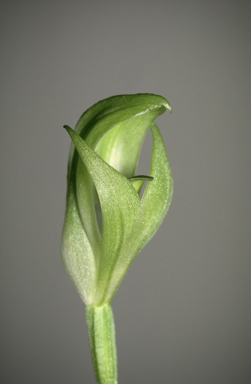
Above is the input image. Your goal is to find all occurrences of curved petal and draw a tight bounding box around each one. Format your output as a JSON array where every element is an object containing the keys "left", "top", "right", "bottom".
[
  {"left": 105, "top": 124, "right": 173, "bottom": 302},
  {"left": 137, "top": 123, "right": 173, "bottom": 251},
  {"left": 75, "top": 93, "right": 171, "bottom": 147},
  {"left": 61, "top": 184, "right": 97, "bottom": 305},
  {"left": 64, "top": 126, "right": 141, "bottom": 305},
  {"left": 95, "top": 110, "right": 163, "bottom": 178}
]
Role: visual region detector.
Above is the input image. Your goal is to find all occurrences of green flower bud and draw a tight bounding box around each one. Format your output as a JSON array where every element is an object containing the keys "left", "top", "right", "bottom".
[
  {"left": 61, "top": 93, "right": 173, "bottom": 306},
  {"left": 61, "top": 94, "right": 173, "bottom": 384}
]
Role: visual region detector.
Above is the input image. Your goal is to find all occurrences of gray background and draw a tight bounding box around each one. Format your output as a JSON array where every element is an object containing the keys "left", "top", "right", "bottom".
[{"left": 1, "top": 0, "right": 251, "bottom": 383}]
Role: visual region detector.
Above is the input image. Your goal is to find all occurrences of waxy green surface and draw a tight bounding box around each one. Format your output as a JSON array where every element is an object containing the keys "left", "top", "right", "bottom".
[{"left": 61, "top": 94, "right": 172, "bottom": 306}]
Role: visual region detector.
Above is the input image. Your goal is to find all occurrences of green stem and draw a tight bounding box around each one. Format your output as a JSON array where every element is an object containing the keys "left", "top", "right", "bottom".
[{"left": 86, "top": 303, "right": 118, "bottom": 384}]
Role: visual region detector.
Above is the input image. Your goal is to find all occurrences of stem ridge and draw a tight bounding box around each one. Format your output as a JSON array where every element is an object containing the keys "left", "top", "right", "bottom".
[{"left": 86, "top": 303, "right": 118, "bottom": 384}]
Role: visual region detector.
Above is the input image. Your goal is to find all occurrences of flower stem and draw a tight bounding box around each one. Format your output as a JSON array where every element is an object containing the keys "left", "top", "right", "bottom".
[{"left": 86, "top": 303, "right": 118, "bottom": 384}]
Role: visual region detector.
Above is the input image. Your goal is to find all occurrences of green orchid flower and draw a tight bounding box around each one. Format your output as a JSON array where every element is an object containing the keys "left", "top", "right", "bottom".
[{"left": 61, "top": 93, "right": 173, "bottom": 384}]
